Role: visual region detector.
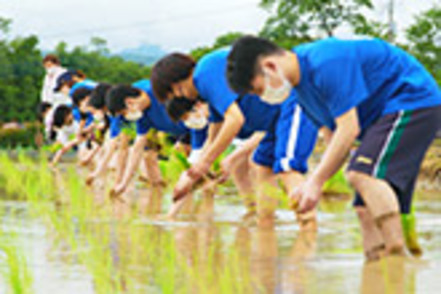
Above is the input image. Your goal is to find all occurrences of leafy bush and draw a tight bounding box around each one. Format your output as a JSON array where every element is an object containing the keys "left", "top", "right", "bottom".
[{"left": 0, "top": 123, "right": 39, "bottom": 149}]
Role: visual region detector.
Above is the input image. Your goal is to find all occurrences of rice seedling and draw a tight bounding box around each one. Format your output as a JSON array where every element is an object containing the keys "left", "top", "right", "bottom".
[
  {"left": 0, "top": 241, "right": 34, "bottom": 294},
  {"left": 0, "top": 151, "right": 262, "bottom": 293},
  {"left": 0, "top": 211, "right": 34, "bottom": 294}
]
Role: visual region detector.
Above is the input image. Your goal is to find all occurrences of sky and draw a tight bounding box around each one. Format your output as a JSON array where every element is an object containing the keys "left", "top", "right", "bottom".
[{"left": 1, "top": 0, "right": 439, "bottom": 53}]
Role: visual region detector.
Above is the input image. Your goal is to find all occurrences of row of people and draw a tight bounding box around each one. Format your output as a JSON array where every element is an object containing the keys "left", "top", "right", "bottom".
[{"left": 38, "top": 35, "right": 441, "bottom": 261}]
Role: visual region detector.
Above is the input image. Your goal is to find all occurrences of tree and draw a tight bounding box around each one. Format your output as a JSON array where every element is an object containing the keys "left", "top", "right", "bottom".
[
  {"left": 0, "top": 34, "right": 43, "bottom": 123},
  {"left": 259, "top": 0, "right": 373, "bottom": 44},
  {"left": 0, "top": 19, "right": 153, "bottom": 124},
  {"left": 53, "top": 39, "right": 151, "bottom": 85},
  {"left": 90, "top": 36, "right": 109, "bottom": 55},
  {"left": 0, "top": 17, "right": 12, "bottom": 35},
  {"left": 190, "top": 32, "right": 244, "bottom": 60},
  {"left": 406, "top": 6, "right": 441, "bottom": 84}
]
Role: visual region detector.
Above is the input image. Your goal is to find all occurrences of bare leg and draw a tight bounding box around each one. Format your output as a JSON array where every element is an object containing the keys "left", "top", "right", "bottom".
[
  {"left": 196, "top": 186, "right": 215, "bottom": 222},
  {"left": 356, "top": 206, "right": 386, "bottom": 261},
  {"left": 289, "top": 229, "right": 317, "bottom": 261},
  {"left": 254, "top": 163, "right": 279, "bottom": 229},
  {"left": 230, "top": 152, "right": 256, "bottom": 216},
  {"left": 141, "top": 150, "right": 164, "bottom": 214},
  {"left": 347, "top": 171, "right": 405, "bottom": 256},
  {"left": 167, "top": 193, "right": 193, "bottom": 219},
  {"left": 253, "top": 226, "right": 278, "bottom": 294}
]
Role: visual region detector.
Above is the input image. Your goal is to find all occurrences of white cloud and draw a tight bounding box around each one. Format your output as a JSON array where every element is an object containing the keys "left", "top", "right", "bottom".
[
  {"left": 1, "top": 0, "right": 268, "bottom": 52},
  {"left": 0, "top": 0, "right": 438, "bottom": 52}
]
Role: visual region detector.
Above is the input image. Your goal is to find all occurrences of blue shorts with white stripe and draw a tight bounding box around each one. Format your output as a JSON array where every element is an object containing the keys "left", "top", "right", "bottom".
[{"left": 253, "top": 97, "right": 318, "bottom": 174}]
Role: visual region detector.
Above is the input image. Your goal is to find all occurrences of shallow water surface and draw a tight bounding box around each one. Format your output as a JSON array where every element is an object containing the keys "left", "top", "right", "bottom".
[{"left": 0, "top": 189, "right": 440, "bottom": 293}]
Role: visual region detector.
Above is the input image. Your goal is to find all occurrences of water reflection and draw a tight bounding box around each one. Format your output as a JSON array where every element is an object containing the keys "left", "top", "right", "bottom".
[
  {"left": 360, "top": 256, "right": 420, "bottom": 294},
  {"left": 0, "top": 185, "right": 440, "bottom": 293}
]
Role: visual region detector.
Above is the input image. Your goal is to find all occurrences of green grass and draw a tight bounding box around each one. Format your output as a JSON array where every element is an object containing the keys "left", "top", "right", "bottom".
[{"left": 0, "top": 151, "right": 260, "bottom": 293}]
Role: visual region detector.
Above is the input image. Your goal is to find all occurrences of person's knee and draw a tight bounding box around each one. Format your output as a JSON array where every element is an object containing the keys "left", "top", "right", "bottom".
[
  {"left": 230, "top": 156, "right": 248, "bottom": 179},
  {"left": 346, "top": 170, "right": 368, "bottom": 189},
  {"left": 355, "top": 206, "right": 376, "bottom": 229},
  {"left": 355, "top": 206, "right": 368, "bottom": 219},
  {"left": 252, "top": 161, "right": 274, "bottom": 176}
]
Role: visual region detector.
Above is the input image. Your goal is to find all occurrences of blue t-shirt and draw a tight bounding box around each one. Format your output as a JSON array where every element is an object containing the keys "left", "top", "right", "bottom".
[
  {"left": 193, "top": 48, "right": 281, "bottom": 138},
  {"left": 109, "top": 116, "right": 121, "bottom": 139},
  {"left": 70, "top": 79, "right": 97, "bottom": 127},
  {"left": 72, "top": 106, "right": 94, "bottom": 127},
  {"left": 108, "top": 80, "right": 207, "bottom": 149},
  {"left": 293, "top": 38, "right": 441, "bottom": 135},
  {"left": 132, "top": 80, "right": 189, "bottom": 136},
  {"left": 69, "top": 79, "right": 98, "bottom": 97},
  {"left": 191, "top": 127, "right": 208, "bottom": 150},
  {"left": 109, "top": 115, "right": 133, "bottom": 139}
]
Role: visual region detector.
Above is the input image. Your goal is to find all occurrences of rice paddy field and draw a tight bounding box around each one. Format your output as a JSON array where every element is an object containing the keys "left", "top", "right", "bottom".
[{"left": 0, "top": 146, "right": 440, "bottom": 294}]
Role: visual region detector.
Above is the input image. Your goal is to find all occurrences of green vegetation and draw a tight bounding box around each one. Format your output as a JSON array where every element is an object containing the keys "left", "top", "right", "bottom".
[
  {"left": 0, "top": 230, "right": 34, "bottom": 294},
  {"left": 0, "top": 123, "right": 39, "bottom": 149},
  {"left": 1, "top": 2, "right": 441, "bottom": 125},
  {"left": 0, "top": 18, "right": 151, "bottom": 124},
  {"left": 0, "top": 152, "right": 259, "bottom": 293},
  {"left": 406, "top": 7, "right": 441, "bottom": 85}
]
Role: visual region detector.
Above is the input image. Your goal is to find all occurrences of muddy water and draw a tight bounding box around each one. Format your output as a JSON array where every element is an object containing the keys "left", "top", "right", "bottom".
[{"left": 0, "top": 189, "right": 440, "bottom": 294}]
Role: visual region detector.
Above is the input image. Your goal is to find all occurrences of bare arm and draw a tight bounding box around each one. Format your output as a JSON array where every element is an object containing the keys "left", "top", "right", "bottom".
[
  {"left": 51, "top": 138, "right": 81, "bottom": 166},
  {"left": 219, "top": 132, "right": 264, "bottom": 181},
  {"left": 295, "top": 108, "right": 360, "bottom": 213},
  {"left": 207, "top": 122, "right": 222, "bottom": 145},
  {"left": 197, "top": 122, "right": 222, "bottom": 157},
  {"left": 311, "top": 108, "right": 360, "bottom": 185},
  {"left": 229, "top": 132, "right": 264, "bottom": 158},
  {"left": 82, "top": 122, "right": 96, "bottom": 135},
  {"left": 199, "top": 103, "right": 244, "bottom": 166},
  {"left": 115, "top": 133, "right": 130, "bottom": 185},
  {"left": 114, "top": 135, "right": 147, "bottom": 194},
  {"left": 319, "top": 126, "right": 333, "bottom": 144},
  {"left": 77, "top": 119, "right": 87, "bottom": 137},
  {"left": 174, "top": 103, "right": 245, "bottom": 200},
  {"left": 87, "top": 137, "right": 118, "bottom": 180}
]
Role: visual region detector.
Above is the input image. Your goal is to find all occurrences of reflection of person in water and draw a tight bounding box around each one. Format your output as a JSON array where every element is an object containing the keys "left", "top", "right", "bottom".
[
  {"left": 252, "top": 227, "right": 279, "bottom": 293},
  {"left": 173, "top": 221, "right": 221, "bottom": 279},
  {"left": 360, "top": 256, "right": 416, "bottom": 294},
  {"left": 245, "top": 225, "right": 318, "bottom": 293}
]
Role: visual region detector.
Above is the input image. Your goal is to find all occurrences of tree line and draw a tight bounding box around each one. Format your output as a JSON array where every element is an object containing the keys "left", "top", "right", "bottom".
[{"left": 0, "top": 0, "right": 440, "bottom": 123}]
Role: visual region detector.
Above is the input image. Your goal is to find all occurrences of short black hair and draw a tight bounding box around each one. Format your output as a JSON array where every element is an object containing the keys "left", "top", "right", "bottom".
[
  {"left": 37, "top": 102, "right": 52, "bottom": 122},
  {"left": 227, "top": 36, "right": 283, "bottom": 94},
  {"left": 53, "top": 105, "right": 72, "bottom": 128},
  {"left": 165, "top": 97, "right": 197, "bottom": 122},
  {"left": 89, "top": 83, "right": 112, "bottom": 109},
  {"left": 151, "top": 53, "right": 196, "bottom": 102},
  {"left": 105, "top": 84, "right": 141, "bottom": 115},
  {"left": 54, "top": 71, "right": 74, "bottom": 92},
  {"left": 71, "top": 87, "right": 92, "bottom": 106}
]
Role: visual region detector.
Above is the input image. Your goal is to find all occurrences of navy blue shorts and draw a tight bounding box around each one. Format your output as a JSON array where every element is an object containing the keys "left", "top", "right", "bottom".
[
  {"left": 253, "top": 98, "right": 318, "bottom": 174},
  {"left": 350, "top": 105, "right": 441, "bottom": 214}
]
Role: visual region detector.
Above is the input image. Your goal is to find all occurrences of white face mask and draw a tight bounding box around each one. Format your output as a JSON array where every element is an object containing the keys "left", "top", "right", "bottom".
[
  {"left": 94, "top": 113, "right": 106, "bottom": 129},
  {"left": 261, "top": 67, "right": 292, "bottom": 105},
  {"left": 183, "top": 111, "right": 208, "bottom": 130},
  {"left": 94, "top": 112, "right": 105, "bottom": 122},
  {"left": 46, "top": 66, "right": 57, "bottom": 75},
  {"left": 124, "top": 110, "right": 143, "bottom": 122}
]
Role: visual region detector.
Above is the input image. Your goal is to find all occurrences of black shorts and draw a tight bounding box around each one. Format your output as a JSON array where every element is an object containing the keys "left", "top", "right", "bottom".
[{"left": 350, "top": 105, "right": 441, "bottom": 214}]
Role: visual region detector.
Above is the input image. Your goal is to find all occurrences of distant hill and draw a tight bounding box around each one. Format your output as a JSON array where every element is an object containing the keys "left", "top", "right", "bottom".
[{"left": 117, "top": 44, "right": 166, "bottom": 66}]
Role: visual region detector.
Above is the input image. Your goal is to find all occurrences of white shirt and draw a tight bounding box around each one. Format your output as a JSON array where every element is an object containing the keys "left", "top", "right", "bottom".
[
  {"left": 43, "top": 107, "right": 55, "bottom": 138},
  {"left": 56, "top": 121, "right": 80, "bottom": 146},
  {"left": 41, "top": 66, "right": 68, "bottom": 105}
]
